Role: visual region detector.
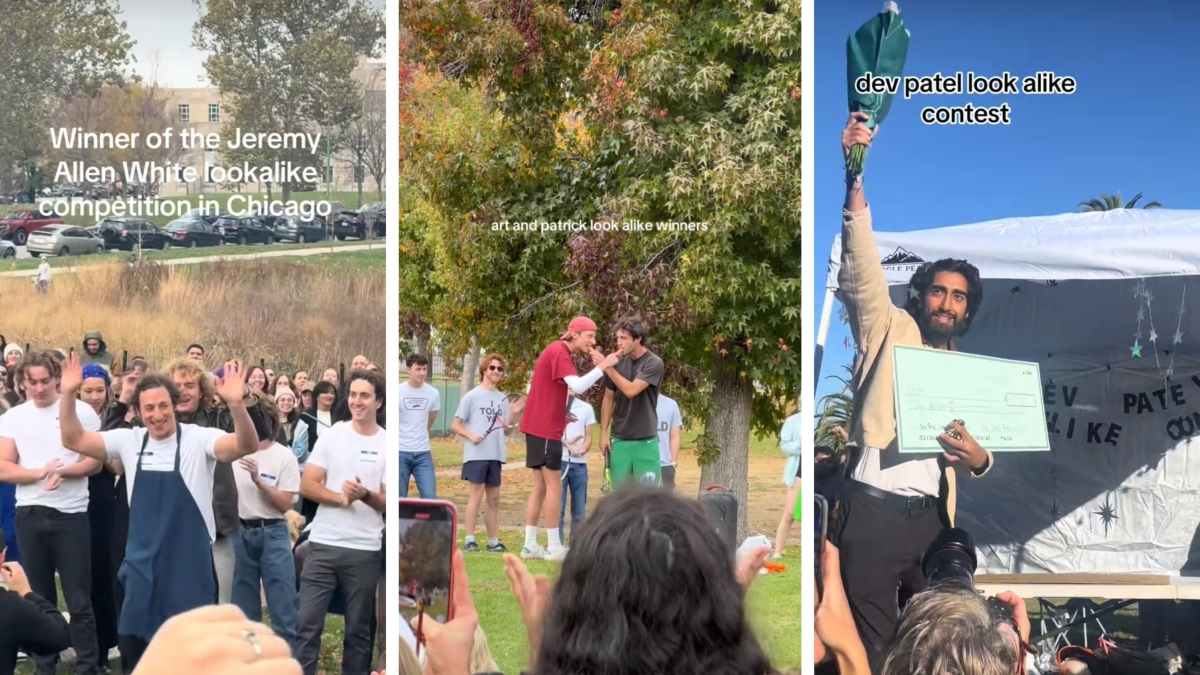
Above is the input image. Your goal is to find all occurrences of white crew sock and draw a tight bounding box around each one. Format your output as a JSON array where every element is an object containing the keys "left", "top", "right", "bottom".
[
  {"left": 465, "top": 535, "right": 475, "bottom": 544},
  {"left": 488, "top": 537, "right": 500, "bottom": 547},
  {"left": 548, "top": 528, "right": 563, "bottom": 552},
  {"left": 524, "top": 525, "right": 539, "bottom": 550}
]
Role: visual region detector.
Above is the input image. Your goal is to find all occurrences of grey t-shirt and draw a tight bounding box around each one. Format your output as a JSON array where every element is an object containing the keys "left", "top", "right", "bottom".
[
  {"left": 655, "top": 395, "right": 683, "bottom": 466},
  {"left": 603, "top": 349, "right": 664, "bottom": 440},
  {"left": 454, "top": 386, "right": 512, "bottom": 463}
]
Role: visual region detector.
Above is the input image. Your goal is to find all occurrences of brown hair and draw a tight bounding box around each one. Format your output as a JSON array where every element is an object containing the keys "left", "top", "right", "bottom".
[
  {"left": 479, "top": 353, "right": 507, "bottom": 378},
  {"left": 132, "top": 373, "right": 181, "bottom": 411},
  {"left": 17, "top": 350, "right": 62, "bottom": 382},
  {"left": 162, "top": 357, "right": 216, "bottom": 410}
]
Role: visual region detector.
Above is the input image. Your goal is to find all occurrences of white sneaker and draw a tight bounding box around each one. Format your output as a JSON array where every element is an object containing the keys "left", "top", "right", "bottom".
[
  {"left": 520, "top": 546, "right": 547, "bottom": 560},
  {"left": 545, "top": 547, "right": 569, "bottom": 562}
]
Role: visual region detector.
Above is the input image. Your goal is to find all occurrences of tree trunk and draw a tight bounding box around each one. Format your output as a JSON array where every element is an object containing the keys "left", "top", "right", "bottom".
[
  {"left": 414, "top": 320, "right": 432, "bottom": 357},
  {"left": 460, "top": 339, "right": 481, "bottom": 399},
  {"left": 699, "top": 350, "right": 755, "bottom": 543}
]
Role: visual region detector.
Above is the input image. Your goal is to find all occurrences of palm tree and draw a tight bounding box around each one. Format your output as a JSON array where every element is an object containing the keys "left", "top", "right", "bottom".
[
  {"left": 1078, "top": 191, "right": 1161, "bottom": 212},
  {"left": 815, "top": 366, "right": 855, "bottom": 452}
]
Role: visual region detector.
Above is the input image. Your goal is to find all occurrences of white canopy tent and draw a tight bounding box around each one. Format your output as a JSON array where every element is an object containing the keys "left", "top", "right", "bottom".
[{"left": 819, "top": 208, "right": 1200, "bottom": 575}]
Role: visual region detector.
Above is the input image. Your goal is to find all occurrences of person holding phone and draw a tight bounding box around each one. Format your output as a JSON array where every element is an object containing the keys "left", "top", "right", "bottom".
[
  {"left": 296, "top": 370, "right": 387, "bottom": 675},
  {"left": 0, "top": 525, "right": 72, "bottom": 675},
  {"left": 519, "top": 317, "right": 618, "bottom": 562},
  {"left": 451, "top": 354, "right": 524, "bottom": 554},
  {"left": 57, "top": 354, "right": 260, "bottom": 673}
]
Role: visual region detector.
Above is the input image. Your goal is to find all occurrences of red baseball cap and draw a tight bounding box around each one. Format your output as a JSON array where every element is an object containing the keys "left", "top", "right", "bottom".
[{"left": 560, "top": 316, "right": 598, "bottom": 340}]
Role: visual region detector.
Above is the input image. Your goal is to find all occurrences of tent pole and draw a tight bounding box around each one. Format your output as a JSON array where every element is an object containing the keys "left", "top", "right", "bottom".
[{"left": 815, "top": 287, "right": 836, "bottom": 389}]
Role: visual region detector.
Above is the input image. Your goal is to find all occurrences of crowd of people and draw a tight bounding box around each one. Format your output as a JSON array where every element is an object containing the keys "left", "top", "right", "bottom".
[
  {"left": 392, "top": 315, "right": 803, "bottom": 673},
  {"left": 0, "top": 338, "right": 386, "bottom": 675}
]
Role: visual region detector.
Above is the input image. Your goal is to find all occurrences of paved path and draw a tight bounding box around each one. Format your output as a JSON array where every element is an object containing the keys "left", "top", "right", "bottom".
[{"left": 0, "top": 241, "right": 383, "bottom": 278}]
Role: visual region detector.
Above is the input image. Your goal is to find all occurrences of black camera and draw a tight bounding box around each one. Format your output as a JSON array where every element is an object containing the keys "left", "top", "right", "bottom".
[{"left": 922, "top": 528, "right": 1017, "bottom": 627}]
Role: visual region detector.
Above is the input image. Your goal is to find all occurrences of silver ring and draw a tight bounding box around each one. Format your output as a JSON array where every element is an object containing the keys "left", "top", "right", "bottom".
[{"left": 243, "top": 628, "right": 262, "bottom": 660}]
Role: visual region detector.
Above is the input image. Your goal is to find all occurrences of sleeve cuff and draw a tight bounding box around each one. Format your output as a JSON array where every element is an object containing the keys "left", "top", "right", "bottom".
[{"left": 970, "top": 450, "right": 994, "bottom": 478}]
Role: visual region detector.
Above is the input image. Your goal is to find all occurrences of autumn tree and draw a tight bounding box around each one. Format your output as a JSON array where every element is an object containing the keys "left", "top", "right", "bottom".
[
  {"left": 403, "top": 0, "right": 801, "bottom": 537},
  {"left": 398, "top": 520, "right": 453, "bottom": 595},
  {"left": 0, "top": 0, "right": 132, "bottom": 197},
  {"left": 192, "top": 0, "right": 384, "bottom": 200}
]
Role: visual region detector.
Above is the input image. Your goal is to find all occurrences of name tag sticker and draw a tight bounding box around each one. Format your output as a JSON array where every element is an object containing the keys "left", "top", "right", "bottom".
[
  {"left": 261, "top": 473, "right": 279, "bottom": 487},
  {"left": 359, "top": 449, "right": 379, "bottom": 463},
  {"left": 140, "top": 452, "right": 173, "bottom": 472}
]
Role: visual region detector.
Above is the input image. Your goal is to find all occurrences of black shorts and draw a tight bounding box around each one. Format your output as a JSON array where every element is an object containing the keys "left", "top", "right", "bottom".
[
  {"left": 525, "top": 435, "right": 563, "bottom": 471},
  {"left": 461, "top": 460, "right": 503, "bottom": 487}
]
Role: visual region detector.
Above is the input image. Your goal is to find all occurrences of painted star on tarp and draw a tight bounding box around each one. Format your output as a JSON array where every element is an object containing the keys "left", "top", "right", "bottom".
[
  {"left": 1131, "top": 339, "right": 1142, "bottom": 358},
  {"left": 1095, "top": 496, "right": 1119, "bottom": 537}
]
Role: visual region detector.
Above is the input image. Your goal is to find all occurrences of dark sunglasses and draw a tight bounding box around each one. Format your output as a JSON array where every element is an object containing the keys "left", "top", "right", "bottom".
[{"left": 487, "top": 365, "right": 505, "bottom": 372}]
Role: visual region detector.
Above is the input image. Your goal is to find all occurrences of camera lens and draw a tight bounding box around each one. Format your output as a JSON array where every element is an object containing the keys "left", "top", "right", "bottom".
[{"left": 921, "top": 528, "right": 978, "bottom": 590}]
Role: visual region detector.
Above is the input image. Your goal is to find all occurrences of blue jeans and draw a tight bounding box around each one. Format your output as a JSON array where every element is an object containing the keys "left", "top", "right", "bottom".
[
  {"left": 398, "top": 451, "right": 437, "bottom": 498},
  {"left": 232, "top": 522, "right": 298, "bottom": 649},
  {"left": 560, "top": 462, "right": 588, "bottom": 543}
]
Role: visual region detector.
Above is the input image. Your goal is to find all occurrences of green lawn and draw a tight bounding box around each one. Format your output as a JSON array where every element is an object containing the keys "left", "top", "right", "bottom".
[
  {"left": 460, "top": 531, "right": 801, "bottom": 673},
  {"left": 1, "top": 191, "right": 381, "bottom": 228}
]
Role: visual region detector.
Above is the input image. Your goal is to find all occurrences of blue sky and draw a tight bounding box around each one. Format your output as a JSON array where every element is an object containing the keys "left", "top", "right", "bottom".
[{"left": 813, "top": 0, "right": 1200, "bottom": 402}]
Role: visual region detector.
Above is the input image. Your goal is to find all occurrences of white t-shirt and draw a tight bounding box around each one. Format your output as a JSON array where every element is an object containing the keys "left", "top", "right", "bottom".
[
  {"left": 561, "top": 398, "right": 595, "bottom": 465},
  {"left": 233, "top": 442, "right": 301, "bottom": 520},
  {"left": 0, "top": 399, "right": 101, "bottom": 513},
  {"left": 656, "top": 395, "right": 683, "bottom": 467},
  {"left": 397, "top": 382, "right": 440, "bottom": 453},
  {"left": 307, "top": 422, "right": 387, "bottom": 551},
  {"left": 37, "top": 262, "right": 51, "bottom": 282},
  {"left": 102, "top": 424, "right": 226, "bottom": 542}
]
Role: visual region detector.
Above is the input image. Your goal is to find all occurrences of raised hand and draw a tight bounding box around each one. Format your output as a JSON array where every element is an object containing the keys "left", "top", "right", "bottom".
[
  {"left": 510, "top": 396, "right": 526, "bottom": 416},
  {"left": 503, "top": 554, "right": 552, "bottom": 668},
  {"left": 216, "top": 360, "right": 247, "bottom": 404},
  {"left": 842, "top": 111, "right": 873, "bottom": 161},
  {"left": 60, "top": 353, "right": 84, "bottom": 394},
  {"left": 600, "top": 352, "right": 620, "bottom": 370}
]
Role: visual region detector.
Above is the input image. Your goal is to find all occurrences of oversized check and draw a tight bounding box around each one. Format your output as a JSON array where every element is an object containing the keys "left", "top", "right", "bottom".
[{"left": 893, "top": 345, "right": 1051, "bottom": 453}]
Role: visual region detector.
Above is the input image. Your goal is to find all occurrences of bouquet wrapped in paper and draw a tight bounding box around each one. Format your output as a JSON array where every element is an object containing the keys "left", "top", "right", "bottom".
[{"left": 845, "top": 2, "right": 910, "bottom": 177}]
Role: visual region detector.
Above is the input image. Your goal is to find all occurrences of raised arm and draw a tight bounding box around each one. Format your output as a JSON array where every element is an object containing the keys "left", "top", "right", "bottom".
[
  {"left": 210, "top": 362, "right": 260, "bottom": 463},
  {"left": 59, "top": 355, "right": 111, "bottom": 461},
  {"left": 838, "top": 112, "right": 895, "bottom": 348}
]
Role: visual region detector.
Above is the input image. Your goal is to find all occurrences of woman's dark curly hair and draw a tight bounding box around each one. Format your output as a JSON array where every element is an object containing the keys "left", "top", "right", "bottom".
[
  {"left": 533, "top": 486, "right": 777, "bottom": 675},
  {"left": 904, "top": 258, "right": 984, "bottom": 336}
]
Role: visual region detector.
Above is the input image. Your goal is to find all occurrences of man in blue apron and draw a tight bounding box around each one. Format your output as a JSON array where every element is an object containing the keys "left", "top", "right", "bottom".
[{"left": 56, "top": 354, "right": 260, "bottom": 673}]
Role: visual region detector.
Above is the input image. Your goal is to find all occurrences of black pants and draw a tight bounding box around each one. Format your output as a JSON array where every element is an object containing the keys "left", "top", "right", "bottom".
[
  {"left": 88, "top": 473, "right": 119, "bottom": 665},
  {"left": 15, "top": 506, "right": 101, "bottom": 675},
  {"left": 295, "top": 542, "right": 381, "bottom": 675},
  {"left": 118, "top": 635, "right": 148, "bottom": 673},
  {"left": 838, "top": 485, "right": 944, "bottom": 675},
  {"left": 661, "top": 465, "right": 676, "bottom": 492}
]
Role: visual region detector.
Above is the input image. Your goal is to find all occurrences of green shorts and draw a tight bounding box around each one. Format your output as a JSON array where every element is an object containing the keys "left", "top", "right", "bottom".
[{"left": 610, "top": 438, "right": 661, "bottom": 487}]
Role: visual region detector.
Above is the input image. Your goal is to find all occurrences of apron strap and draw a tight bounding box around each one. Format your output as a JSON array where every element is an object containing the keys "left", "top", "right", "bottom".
[{"left": 135, "top": 427, "right": 184, "bottom": 472}]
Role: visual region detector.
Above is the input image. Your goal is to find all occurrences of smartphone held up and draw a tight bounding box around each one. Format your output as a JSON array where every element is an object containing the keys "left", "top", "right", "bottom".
[{"left": 397, "top": 499, "right": 458, "bottom": 652}]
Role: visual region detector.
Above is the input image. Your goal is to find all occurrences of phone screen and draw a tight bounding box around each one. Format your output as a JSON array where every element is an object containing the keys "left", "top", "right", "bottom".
[
  {"left": 814, "top": 495, "right": 828, "bottom": 600},
  {"left": 397, "top": 499, "right": 457, "bottom": 630}
]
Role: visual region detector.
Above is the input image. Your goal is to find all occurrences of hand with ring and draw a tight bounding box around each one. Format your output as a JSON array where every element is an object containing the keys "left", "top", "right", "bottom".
[{"left": 133, "top": 604, "right": 299, "bottom": 675}]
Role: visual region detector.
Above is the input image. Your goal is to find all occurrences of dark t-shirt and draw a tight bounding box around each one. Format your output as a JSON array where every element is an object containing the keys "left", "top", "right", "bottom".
[
  {"left": 604, "top": 350, "right": 664, "bottom": 440},
  {"left": 0, "top": 589, "right": 70, "bottom": 675},
  {"left": 520, "top": 341, "right": 579, "bottom": 441}
]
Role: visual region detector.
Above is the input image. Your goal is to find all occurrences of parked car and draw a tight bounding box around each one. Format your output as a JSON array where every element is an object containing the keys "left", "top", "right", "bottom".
[
  {"left": 0, "top": 209, "right": 64, "bottom": 246},
  {"left": 270, "top": 216, "right": 326, "bottom": 243},
  {"left": 164, "top": 218, "right": 224, "bottom": 248},
  {"left": 94, "top": 217, "right": 171, "bottom": 250},
  {"left": 215, "top": 216, "right": 276, "bottom": 245},
  {"left": 0, "top": 240, "right": 15, "bottom": 258},
  {"left": 332, "top": 206, "right": 384, "bottom": 240},
  {"left": 26, "top": 225, "right": 105, "bottom": 257}
]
